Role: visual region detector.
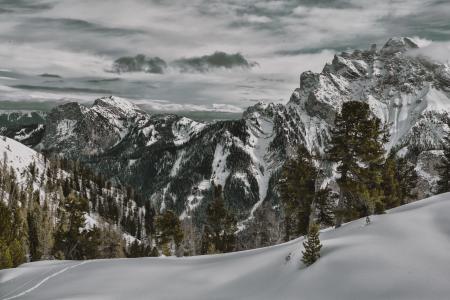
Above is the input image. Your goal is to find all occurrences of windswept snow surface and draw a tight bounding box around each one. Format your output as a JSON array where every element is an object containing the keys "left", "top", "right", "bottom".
[{"left": 2, "top": 194, "right": 450, "bottom": 300}]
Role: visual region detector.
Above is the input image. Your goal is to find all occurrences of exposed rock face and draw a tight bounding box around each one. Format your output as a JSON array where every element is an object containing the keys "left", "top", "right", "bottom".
[
  {"left": 4, "top": 37, "right": 450, "bottom": 249},
  {"left": 36, "top": 96, "right": 149, "bottom": 156}
]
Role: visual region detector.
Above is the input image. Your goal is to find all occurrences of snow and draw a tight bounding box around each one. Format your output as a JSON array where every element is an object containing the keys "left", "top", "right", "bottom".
[
  {"left": 172, "top": 117, "right": 206, "bottom": 146},
  {"left": 181, "top": 179, "right": 211, "bottom": 219},
  {"left": 211, "top": 143, "right": 230, "bottom": 187},
  {"left": 94, "top": 96, "right": 142, "bottom": 118},
  {"left": 243, "top": 116, "right": 275, "bottom": 218},
  {"left": 170, "top": 150, "right": 185, "bottom": 177},
  {"left": 2, "top": 193, "right": 450, "bottom": 299},
  {"left": 141, "top": 125, "right": 159, "bottom": 147},
  {"left": 55, "top": 119, "right": 76, "bottom": 140},
  {"left": 13, "top": 125, "right": 44, "bottom": 142},
  {"left": 233, "top": 172, "right": 250, "bottom": 190},
  {"left": 0, "top": 135, "right": 45, "bottom": 185}
]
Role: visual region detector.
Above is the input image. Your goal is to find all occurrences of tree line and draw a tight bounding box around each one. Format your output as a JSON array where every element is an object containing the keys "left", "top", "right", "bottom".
[{"left": 0, "top": 145, "right": 239, "bottom": 268}]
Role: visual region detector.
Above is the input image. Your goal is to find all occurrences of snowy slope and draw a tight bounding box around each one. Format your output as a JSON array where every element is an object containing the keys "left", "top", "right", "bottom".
[
  {"left": 0, "top": 135, "right": 46, "bottom": 186},
  {"left": 2, "top": 193, "right": 450, "bottom": 300}
]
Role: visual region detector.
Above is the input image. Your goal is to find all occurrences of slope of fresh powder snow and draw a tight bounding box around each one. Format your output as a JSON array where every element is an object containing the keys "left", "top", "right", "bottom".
[{"left": 2, "top": 193, "right": 450, "bottom": 300}]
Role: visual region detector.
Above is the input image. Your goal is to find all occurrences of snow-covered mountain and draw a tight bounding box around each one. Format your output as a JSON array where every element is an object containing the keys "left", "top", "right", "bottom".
[
  {"left": 3, "top": 37, "right": 450, "bottom": 248},
  {"left": 0, "top": 135, "right": 148, "bottom": 244},
  {"left": 2, "top": 193, "right": 450, "bottom": 300}
]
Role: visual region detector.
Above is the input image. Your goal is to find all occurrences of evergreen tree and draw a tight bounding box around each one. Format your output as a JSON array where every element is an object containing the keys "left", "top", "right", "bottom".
[
  {"left": 380, "top": 156, "right": 400, "bottom": 211},
  {"left": 27, "top": 203, "right": 42, "bottom": 261},
  {"left": 155, "top": 210, "right": 183, "bottom": 256},
  {"left": 39, "top": 200, "right": 54, "bottom": 259},
  {"left": 327, "top": 101, "right": 389, "bottom": 227},
  {"left": 53, "top": 193, "right": 90, "bottom": 259},
  {"left": 204, "top": 184, "right": 237, "bottom": 253},
  {"left": 396, "top": 157, "right": 418, "bottom": 204},
  {"left": 301, "top": 223, "right": 322, "bottom": 266},
  {"left": 381, "top": 154, "right": 418, "bottom": 211},
  {"left": 98, "top": 225, "right": 125, "bottom": 258},
  {"left": 0, "top": 200, "right": 26, "bottom": 269},
  {"left": 437, "top": 130, "right": 450, "bottom": 193},
  {"left": 149, "top": 246, "right": 160, "bottom": 257},
  {"left": 280, "top": 146, "right": 316, "bottom": 239},
  {"left": 315, "top": 187, "right": 335, "bottom": 226}
]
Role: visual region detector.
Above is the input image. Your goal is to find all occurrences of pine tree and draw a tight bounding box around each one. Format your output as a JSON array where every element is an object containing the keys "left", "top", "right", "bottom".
[
  {"left": 396, "top": 157, "right": 418, "bottom": 204},
  {"left": 149, "top": 246, "right": 160, "bottom": 257},
  {"left": 27, "top": 204, "right": 42, "bottom": 261},
  {"left": 280, "top": 146, "right": 316, "bottom": 239},
  {"left": 315, "top": 187, "right": 335, "bottom": 226},
  {"left": 437, "top": 130, "right": 450, "bottom": 193},
  {"left": 381, "top": 155, "right": 400, "bottom": 211},
  {"left": 38, "top": 200, "right": 54, "bottom": 259},
  {"left": 53, "top": 192, "right": 90, "bottom": 259},
  {"left": 301, "top": 223, "right": 322, "bottom": 266},
  {"left": 381, "top": 153, "right": 418, "bottom": 211},
  {"left": 0, "top": 243, "right": 13, "bottom": 269},
  {"left": 0, "top": 199, "right": 26, "bottom": 269},
  {"left": 99, "top": 225, "right": 125, "bottom": 258},
  {"left": 155, "top": 210, "right": 183, "bottom": 256},
  {"left": 204, "top": 184, "right": 237, "bottom": 253},
  {"left": 327, "top": 101, "right": 388, "bottom": 227}
]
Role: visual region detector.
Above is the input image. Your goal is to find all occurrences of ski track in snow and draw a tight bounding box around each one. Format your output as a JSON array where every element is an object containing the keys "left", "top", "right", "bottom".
[{"left": 0, "top": 261, "right": 89, "bottom": 300}]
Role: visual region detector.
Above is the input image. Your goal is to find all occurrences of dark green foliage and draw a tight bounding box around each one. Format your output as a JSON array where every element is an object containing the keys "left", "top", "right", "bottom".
[
  {"left": 315, "top": 187, "right": 335, "bottom": 227},
  {"left": 127, "top": 240, "right": 152, "bottom": 258},
  {"left": 226, "top": 144, "right": 252, "bottom": 171},
  {"left": 155, "top": 210, "right": 183, "bottom": 254},
  {"left": 395, "top": 157, "right": 418, "bottom": 203},
  {"left": 0, "top": 149, "right": 151, "bottom": 267},
  {"left": 327, "top": 101, "right": 389, "bottom": 226},
  {"left": 437, "top": 131, "right": 450, "bottom": 194},
  {"left": 202, "top": 184, "right": 237, "bottom": 253},
  {"left": 280, "top": 146, "right": 321, "bottom": 239},
  {"left": 301, "top": 223, "right": 322, "bottom": 266},
  {"left": 224, "top": 172, "right": 259, "bottom": 219},
  {"left": 53, "top": 193, "right": 90, "bottom": 259},
  {"left": 27, "top": 203, "right": 42, "bottom": 261},
  {"left": 382, "top": 155, "right": 418, "bottom": 210},
  {"left": 149, "top": 246, "right": 160, "bottom": 257},
  {"left": 0, "top": 201, "right": 26, "bottom": 269}
]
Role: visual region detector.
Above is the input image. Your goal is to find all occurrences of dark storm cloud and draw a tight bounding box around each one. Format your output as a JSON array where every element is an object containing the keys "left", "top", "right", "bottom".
[
  {"left": 39, "top": 73, "right": 62, "bottom": 78},
  {"left": 111, "top": 52, "right": 257, "bottom": 74},
  {"left": 111, "top": 55, "right": 167, "bottom": 74},
  {"left": 173, "top": 52, "right": 257, "bottom": 73}
]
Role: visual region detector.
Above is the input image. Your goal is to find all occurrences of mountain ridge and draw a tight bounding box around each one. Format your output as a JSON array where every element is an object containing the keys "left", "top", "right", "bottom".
[{"left": 2, "top": 37, "right": 450, "bottom": 249}]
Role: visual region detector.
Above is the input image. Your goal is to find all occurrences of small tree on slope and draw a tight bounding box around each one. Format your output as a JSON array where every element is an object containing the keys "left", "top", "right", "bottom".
[{"left": 301, "top": 223, "right": 322, "bottom": 266}]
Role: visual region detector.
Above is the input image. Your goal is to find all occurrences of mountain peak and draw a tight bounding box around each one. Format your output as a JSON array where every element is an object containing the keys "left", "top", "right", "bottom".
[
  {"left": 93, "top": 96, "right": 144, "bottom": 117},
  {"left": 381, "top": 37, "right": 418, "bottom": 55}
]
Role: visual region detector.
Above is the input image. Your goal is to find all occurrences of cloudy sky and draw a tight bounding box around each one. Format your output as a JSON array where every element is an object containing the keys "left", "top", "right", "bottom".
[{"left": 0, "top": 0, "right": 449, "bottom": 113}]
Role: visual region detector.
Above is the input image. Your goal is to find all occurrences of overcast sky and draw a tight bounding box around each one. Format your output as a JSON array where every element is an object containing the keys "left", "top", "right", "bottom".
[{"left": 0, "top": 0, "right": 449, "bottom": 113}]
